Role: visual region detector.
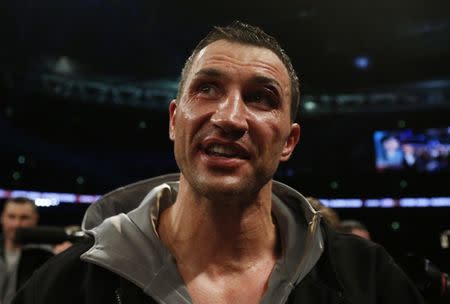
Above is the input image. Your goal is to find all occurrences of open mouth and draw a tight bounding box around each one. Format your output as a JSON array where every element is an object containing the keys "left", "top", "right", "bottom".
[{"left": 203, "top": 143, "right": 249, "bottom": 159}]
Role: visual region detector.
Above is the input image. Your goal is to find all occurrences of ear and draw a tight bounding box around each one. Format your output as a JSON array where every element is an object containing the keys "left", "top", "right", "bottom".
[
  {"left": 169, "top": 99, "right": 177, "bottom": 141},
  {"left": 280, "top": 123, "right": 300, "bottom": 162}
]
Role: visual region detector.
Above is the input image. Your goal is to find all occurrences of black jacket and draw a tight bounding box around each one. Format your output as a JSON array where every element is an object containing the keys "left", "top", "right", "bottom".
[
  {"left": 0, "top": 241, "right": 53, "bottom": 304},
  {"left": 13, "top": 247, "right": 53, "bottom": 290},
  {"left": 13, "top": 224, "right": 424, "bottom": 304}
]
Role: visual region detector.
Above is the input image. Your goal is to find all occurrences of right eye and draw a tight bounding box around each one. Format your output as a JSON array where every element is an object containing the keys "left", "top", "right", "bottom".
[
  {"left": 197, "top": 83, "right": 220, "bottom": 99},
  {"left": 199, "top": 84, "right": 212, "bottom": 93}
]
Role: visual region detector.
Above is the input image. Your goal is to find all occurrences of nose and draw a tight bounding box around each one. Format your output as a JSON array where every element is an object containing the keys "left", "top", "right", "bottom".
[
  {"left": 210, "top": 92, "right": 248, "bottom": 139},
  {"left": 12, "top": 218, "right": 22, "bottom": 227}
]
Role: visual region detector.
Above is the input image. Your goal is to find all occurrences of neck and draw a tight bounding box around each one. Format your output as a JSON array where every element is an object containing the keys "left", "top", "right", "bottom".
[
  {"left": 4, "top": 238, "right": 20, "bottom": 251},
  {"left": 158, "top": 175, "right": 280, "bottom": 275}
]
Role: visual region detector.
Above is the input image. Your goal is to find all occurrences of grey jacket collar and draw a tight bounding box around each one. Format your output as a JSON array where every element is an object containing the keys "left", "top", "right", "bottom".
[{"left": 81, "top": 174, "right": 323, "bottom": 304}]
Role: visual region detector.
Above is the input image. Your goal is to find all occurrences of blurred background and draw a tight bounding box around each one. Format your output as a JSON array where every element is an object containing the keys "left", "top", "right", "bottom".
[{"left": 0, "top": 0, "right": 449, "bottom": 283}]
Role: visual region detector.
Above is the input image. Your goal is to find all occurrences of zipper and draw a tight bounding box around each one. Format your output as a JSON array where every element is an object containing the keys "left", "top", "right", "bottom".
[{"left": 115, "top": 288, "right": 123, "bottom": 304}]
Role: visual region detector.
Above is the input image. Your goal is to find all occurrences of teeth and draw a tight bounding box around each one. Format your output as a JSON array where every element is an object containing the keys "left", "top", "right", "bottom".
[{"left": 206, "top": 144, "right": 239, "bottom": 157}]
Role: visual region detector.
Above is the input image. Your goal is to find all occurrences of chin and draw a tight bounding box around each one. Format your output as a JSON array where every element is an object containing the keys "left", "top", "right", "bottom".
[{"left": 194, "top": 173, "right": 260, "bottom": 200}]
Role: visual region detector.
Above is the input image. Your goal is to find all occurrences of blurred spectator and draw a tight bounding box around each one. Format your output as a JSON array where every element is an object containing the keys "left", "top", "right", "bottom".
[
  {"left": 340, "top": 219, "right": 371, "bottom": 240},
  {"left": 401, "top": 143, "right": 417, "bottom": 169},
  {"left": 307, "top": 197, "right": 340, "bottom": 229},
  {"left": 377, "top": 135, "right": 404, "bottom": 169},
  {"left": 0, "top": 198, "right": 53, "bottom": 304}
]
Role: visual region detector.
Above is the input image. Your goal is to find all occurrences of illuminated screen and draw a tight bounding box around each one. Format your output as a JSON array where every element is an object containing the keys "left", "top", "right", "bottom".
[{"left": 374, "top": 127, "right": 450, "bottom": 173}]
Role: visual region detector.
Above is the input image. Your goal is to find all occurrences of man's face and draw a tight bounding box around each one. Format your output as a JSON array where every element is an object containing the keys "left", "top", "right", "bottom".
[
  {"left": 169, "top": 40, "right": 300, "bottom": 200},
  {"left": 1, "top": 202, "right": 38, "bottom": 243},
  {"left": 383, "top": 137, "right": 399, "bottom": 152}
]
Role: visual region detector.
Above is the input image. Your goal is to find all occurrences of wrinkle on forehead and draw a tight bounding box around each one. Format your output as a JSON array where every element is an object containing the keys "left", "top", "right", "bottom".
[
  {"left": 195, "top": 41, "right": 287, "bottom": 75},
  {"left": 201, "top": 54, "right": 285, "bottom": 79}
]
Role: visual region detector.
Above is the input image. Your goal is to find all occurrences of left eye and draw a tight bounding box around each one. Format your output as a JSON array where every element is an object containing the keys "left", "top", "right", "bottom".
[{"left": 245, "top": 91, "right": 277, "bottom": 108}]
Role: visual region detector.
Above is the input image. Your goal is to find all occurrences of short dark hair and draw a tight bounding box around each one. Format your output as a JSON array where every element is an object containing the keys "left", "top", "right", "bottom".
[
  {"left": 3, "top": 197, "right": 38, "bottom": 213},
  {"left": 177, "top": 21, "right": 300, "bottom": 122},
  {"left": 340, "top": 220, "right": 368, "bottom": 233}
]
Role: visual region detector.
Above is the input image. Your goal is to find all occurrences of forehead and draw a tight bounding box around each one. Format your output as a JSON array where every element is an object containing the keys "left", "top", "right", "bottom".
[
  {"left": 3, "top": 202, "right": 36, "bottom": 215},
  {"left": 189, "top": 40, "right": 290, "bottom": 89}
]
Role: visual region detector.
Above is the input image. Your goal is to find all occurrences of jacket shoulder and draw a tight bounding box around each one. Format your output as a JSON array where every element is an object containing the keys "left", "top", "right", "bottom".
[
  {"left": 18, "top": 247, "right": 54, "bottom": 288},
  {"left": 322, "top": 227, "right": 425, "bottom": 303},
  {"left": 13, "top": 237, "right": 119, "bottom": 304}
]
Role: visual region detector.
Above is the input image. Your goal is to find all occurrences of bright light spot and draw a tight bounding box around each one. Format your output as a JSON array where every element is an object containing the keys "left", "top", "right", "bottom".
[
  {"left": 12, "top": 171, "right": 21, "bottom": 180},
  {"left": 366, "top": 199, "right": 381, "bottom": 207},
  {"left": 17, "top": 155, "right": 26, "bottom": 164},
  {"left": 54, "top": 56, "right": 73, "bottom": 74},
  {"left": 391, "top": 221, "right": 400, "bottom": 230},
  {"left": 304, "top": 101, "right": 317, "bottom": 111},
  {"left": 56, "top": 193, "right": 77, "bottom": 203},
  {"left": 430, "top": 197, "right": 450, "bottom": 207},
  {"left": 326, "top": 199, "right": 363, "bottom": 208},
  {"left": 139, "top": 121, "right": 147, "bottom": 128},
  {"left": 76, "top": 176, "right": 85, "bottom": 185},
  {"left": 35, "top": 198, "right": 60, "bottom": 207},
  {"left": 79, "top": 195, "right": 101, "bottom": 203},
  {"left": 330, "top": 181, "right": 339, "bottom": 189},
  {"left": 441, "top": 230, "right": 450, "bottom": 249},
  {"left": 380, "top": 198, "right": 396, "bottom": 208},
  {"left": 354, "top": 56, "right": 370, "bottom": 69}
]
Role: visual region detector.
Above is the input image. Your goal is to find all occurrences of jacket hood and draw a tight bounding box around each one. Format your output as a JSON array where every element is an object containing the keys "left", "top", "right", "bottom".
[
  {"left": 81, "top": 173, "right": 324, "bottom": 304},
  {"left": 82, "top": 173, "right": 319, "bottom": 231}
]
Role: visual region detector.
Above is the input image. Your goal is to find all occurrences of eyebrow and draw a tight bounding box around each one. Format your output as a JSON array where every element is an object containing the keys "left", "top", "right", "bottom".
[
  {"left": 251, "top": 75, "right": 282, "bottom": 93},
  {"left": 194, "top": 68, "right": 282, "bottom": 91},
  {"left": 194, "top": 68, "right": 229, "bottom": 80}
]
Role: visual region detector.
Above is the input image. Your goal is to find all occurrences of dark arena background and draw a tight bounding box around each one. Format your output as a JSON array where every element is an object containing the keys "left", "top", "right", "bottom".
[{"left": 1, "top": 0, "right": 449, "bottom": 301}]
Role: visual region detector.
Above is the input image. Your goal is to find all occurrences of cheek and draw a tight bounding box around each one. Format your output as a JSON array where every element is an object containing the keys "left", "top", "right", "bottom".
[
  {"left": 180, "top": 97, "right": 217, "bottom": 121},
  {"left": 24, "top": 221, "right": 36, "bottom": 227},
  {"left": 173, "top": 108, "right": 193, "bottom": 143},
  {"left": 251, "top": 115, "right": 286, "bottom": 144},
  {"left": 258, "top": 123, "right": 292, "bottom": 162},
  {"left": 177, "top": 103, "right": 215, "bottom": 139},
  {"left": 4, "top": 222, "right": 15, "bottom": 232},
  {"left": 179, "top": 100, "right": 198, "bottom": 121},
  {"left": 173, "top": 112, "right": 200, "bottom": 162}
]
